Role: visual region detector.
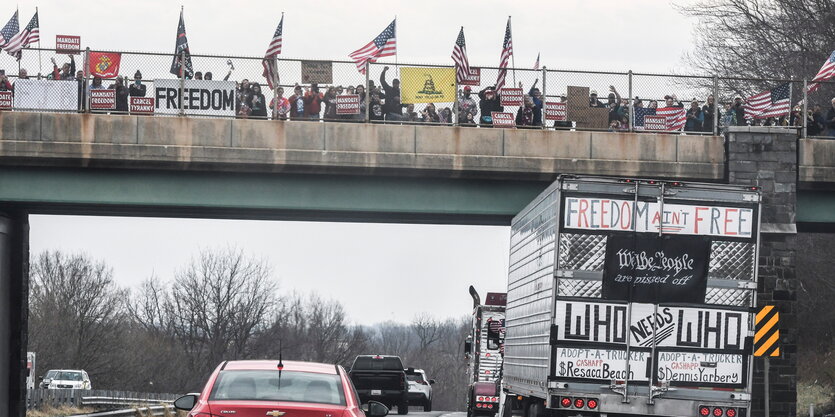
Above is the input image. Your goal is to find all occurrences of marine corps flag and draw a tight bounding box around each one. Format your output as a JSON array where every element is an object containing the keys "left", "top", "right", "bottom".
[
  {"left": 169, "top": 8, "right": 194, "bottom": 78},
  {"left": 89, "top": 52, "right": 122, "bottom": 78}
]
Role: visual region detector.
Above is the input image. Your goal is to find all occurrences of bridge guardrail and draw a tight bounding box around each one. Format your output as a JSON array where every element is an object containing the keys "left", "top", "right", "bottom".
[
  {"left": 26, "top": 388, "right": 178, "bottom": 410},
  {"left": 0, "top": 47, "right": 832, "bottom": 138}
]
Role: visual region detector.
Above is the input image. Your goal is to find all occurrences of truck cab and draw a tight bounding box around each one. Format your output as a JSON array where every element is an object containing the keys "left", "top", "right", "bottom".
[{"left": 465, "top": 287, "right": 506, "bottom": 417}]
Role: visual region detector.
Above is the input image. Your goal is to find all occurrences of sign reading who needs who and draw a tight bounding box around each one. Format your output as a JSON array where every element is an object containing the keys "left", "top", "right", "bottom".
[
  {"left": 154, "top": 79, "right": 236, "bottom": 116},
  {"left": 563, "top": 197, "right": 755, "bottom": 238}
]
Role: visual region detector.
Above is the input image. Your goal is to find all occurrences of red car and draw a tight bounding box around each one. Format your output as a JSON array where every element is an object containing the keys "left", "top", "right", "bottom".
[{"left": 174, "top": 360, "right": 389, "bottom": 417}]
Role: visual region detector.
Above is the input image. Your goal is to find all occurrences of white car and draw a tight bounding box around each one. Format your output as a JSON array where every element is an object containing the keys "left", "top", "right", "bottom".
[
  {"left": 406, "top": 369, "right": 434, "bottom": 411},
  {"left": 42, "top": 369, "right": 92, "bottom": 390}
]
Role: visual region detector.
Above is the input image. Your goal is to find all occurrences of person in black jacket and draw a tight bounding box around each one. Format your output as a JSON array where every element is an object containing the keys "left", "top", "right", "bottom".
[
  {"left": 826, "top": 98, "right": 835, "bottom": 137},
  {"left": 732, "top": 96, "right": 746, "bottom": 126},
  {"left": 247, "top": 83, "right": 268, "bottom": 119},
  {"left": 129, "top": 70, "right": 146, "bottom": 97},
  {"left": 702, "top": 95, "right": 718, "bottom": 133},
  {"left": 478, "top": 86, "right": 503, "bottom": 127},
  {"left": 380, "top": 66, "right": 401, "bottom": 115}
]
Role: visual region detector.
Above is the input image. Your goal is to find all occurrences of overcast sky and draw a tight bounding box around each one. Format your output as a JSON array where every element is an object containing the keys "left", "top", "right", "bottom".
[{"left": 24, "top": 1, "right": 701, "bottom": 325}]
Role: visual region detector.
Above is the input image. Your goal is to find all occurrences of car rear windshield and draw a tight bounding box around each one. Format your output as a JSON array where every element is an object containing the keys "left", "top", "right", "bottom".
[
  {"left": 352, "top": 357, "right": 403, "bottom": 371},
  {"left": 406, "top": 374, "right": 423, "bottom": 382},
  {"left": 210, "top": 370, "right": 346, "bottom": 405},
  {"left": 54, "top": 371, "right": 82, "bottom": 381}
]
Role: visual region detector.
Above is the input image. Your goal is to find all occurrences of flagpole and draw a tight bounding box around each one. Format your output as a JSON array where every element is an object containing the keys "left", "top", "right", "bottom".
[
  {"left": 509, "top": 16, "right": 516, "bottom": 87},
  {"left": 36, "top": 7, "right": 41, "bottom": 76}
]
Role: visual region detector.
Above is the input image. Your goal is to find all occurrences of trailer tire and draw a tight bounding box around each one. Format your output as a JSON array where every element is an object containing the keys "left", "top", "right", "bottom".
[{"left": 526, "top": 401, "right": 545, "bottom": 417}]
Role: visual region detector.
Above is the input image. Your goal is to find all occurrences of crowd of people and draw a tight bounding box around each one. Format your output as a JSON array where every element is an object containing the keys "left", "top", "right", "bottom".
[{"left": 3, "top": 55, "right": 835, "bottom": 137}]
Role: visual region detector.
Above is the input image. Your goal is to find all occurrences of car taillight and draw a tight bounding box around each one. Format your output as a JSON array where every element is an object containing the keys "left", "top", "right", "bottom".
[
  {"left": 574, "top": 398, "right": 585, "bottom": 408},
  {"left": 726, "top": 409, "right": 737, "bottom": 417},
  {"left": 713, "top": 407, "right": 724, "bottom": 417},
  {"left": 587, "top": 399, "right": 598, "bottom": 409},
  {"left": 700, "top": 406, "right": 711, "bottom": 416},
  {"left": 560, "top": 397, "right": 571, "bottom": 408}
]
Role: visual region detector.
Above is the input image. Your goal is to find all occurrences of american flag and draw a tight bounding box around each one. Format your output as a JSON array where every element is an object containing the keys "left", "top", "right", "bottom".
[
  {"left": 5, "top": 11, "right": 38, "bottom": 60},
  {"left": 451, "top": 27, "right": 470, "bottom": 84},
  {"left": 533, "top": 52, "right": 540, "bottom": 70},
  {"left": 807, "top": 50, "right": 835, "bottom": 93},
  {"left": 744, "top": 83, "right": 791, "bottom": 119},
  {"left": 633, "top": 107, "right": 657, "bottom": 129},
  {"left": 496, "top": 17, "right": 513, "bottom": 91},
  {"left": 262, "top": 14, "right": 283, "bottom": 90},
  {"left": 349, "top": 19, "right": 396, "bottom": 74},
  {"left": 655, "top": 106, "right": 687, "bottom": 131},
  {"left": 0, "top": 11, "right": 19, "bottom": 49}
]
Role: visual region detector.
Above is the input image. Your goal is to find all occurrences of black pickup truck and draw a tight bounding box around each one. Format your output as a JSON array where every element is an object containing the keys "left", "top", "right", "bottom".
[{"left": 348, "top": 355, "right": 410, "bottom": 415}]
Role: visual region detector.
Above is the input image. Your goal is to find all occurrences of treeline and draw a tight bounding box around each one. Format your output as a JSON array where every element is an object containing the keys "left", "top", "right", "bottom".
[{"left": 28, "top": 248, "right": 471, "bottom": 411}]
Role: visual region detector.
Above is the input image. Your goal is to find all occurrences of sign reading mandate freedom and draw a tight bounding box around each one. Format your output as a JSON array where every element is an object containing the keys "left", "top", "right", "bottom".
[{"left": 154, "top": 79, "right": 236, "bottom": 116}]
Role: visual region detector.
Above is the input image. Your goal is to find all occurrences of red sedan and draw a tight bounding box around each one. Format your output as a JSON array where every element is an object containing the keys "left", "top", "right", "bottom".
[{"left": 174, "top": 360, "right": 390, "bottom": 417}]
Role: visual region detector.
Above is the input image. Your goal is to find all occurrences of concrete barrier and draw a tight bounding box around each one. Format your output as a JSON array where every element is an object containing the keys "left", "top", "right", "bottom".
[{"left": 0, "top": 111, "right": 736, "bottom": 180}]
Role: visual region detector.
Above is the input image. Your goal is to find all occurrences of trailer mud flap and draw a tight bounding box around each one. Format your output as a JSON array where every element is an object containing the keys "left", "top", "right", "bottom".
[{"left": 550, "top": 325, "right": 559, "bottom": 378}]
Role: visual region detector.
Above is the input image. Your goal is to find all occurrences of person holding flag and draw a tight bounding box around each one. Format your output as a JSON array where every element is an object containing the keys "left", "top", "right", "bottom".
[{"left": 170, "top": 7, "right": 194, "bottom": 79}]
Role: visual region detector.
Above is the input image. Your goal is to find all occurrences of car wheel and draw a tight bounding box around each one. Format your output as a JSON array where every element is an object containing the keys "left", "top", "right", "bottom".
[
  {"left": 398, "top": 401, "right": 409, "bottom": 415},
  {"left": 423, "top": 400, "right": 432, "bottom": 412}
]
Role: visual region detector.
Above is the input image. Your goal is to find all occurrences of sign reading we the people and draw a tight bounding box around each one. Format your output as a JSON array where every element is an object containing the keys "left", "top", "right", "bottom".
[
  {"left": 400, "top": 67, "right": 456, "bottom": 104},
  {"left": 336, "top": 94, "right": 360, "bottom": 115},
  {"left": 154, "top": 79, "right": 236, "bottom": 116},
  {"left": 301, "top": 61, "right": 333, "bottom": 84}
]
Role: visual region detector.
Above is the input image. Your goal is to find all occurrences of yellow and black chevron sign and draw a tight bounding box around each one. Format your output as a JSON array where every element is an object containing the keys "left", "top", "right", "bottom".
[{"left": 754, "top": 305, "right": 780, "bottom": 357}]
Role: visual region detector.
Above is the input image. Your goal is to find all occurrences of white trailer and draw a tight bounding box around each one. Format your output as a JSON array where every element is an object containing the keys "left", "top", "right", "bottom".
[{"left": 503, "top": 176, "right": 760, "bottom": 417}]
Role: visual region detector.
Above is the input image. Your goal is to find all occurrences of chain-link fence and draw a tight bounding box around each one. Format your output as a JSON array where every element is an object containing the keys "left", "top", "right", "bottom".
[{"left": 0, "top": 47, "right": 833, "bottom": 138}]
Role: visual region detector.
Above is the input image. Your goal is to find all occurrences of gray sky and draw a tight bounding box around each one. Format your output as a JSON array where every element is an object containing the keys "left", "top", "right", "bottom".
[{"left": 23, "top": 1, "right": 700, "bottom": 325}]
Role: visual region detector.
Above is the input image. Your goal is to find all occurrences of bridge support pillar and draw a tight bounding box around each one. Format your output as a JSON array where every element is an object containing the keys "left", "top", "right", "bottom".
[
  {"left": 0, "top": 212, "right": 28, "bottom": 417},
  {"left": 727, "top": 127, "right": 797, "bottom": 417}
]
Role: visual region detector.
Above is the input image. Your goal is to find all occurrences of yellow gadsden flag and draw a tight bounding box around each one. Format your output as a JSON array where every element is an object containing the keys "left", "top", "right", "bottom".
[{"left": 400, "top": 67, "right": 457, "bottom": 104}]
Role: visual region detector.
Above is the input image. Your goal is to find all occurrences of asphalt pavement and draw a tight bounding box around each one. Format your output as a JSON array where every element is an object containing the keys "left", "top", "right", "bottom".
[{"left": 407, "top": 412, "right": 465, "bottom": 417}]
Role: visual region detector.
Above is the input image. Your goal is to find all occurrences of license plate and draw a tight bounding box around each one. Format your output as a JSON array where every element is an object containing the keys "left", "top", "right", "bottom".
[{"left": 371, "top": 390, "right": 382, "bottom": 396}]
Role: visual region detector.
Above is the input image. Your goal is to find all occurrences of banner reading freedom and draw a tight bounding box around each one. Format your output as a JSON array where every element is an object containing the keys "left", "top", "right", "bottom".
[
  {"left": 400, "top": 67, "right": 456, "bottom": 104},
  {"left": 154, "top": 79, "right": 236, "bottom": 116}
]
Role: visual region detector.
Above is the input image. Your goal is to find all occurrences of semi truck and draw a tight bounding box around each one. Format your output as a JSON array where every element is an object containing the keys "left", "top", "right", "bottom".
[
  {"left": 465, "top": 286, "right": 507, "bottom": 417},
  {"left": 502, "top": 175, "right": 760, "bottom": 417}
]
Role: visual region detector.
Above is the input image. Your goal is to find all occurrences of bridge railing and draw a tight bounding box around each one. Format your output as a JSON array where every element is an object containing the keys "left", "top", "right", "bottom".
[{"left": 0, "top": 47, "right": 833, "bottom": 138}]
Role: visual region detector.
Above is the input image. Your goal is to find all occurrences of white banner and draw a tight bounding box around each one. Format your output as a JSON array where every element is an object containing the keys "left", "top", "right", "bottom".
[
  {"left": 153, "top": 79, "right": 235, "bottom": 116},
  {"left": 656, "top": 351, "right": 745, "bottom": 385},
  {"left": 555, "top": 301, "right": 749, "bottom": 350},
  {"left": 13, "top": 79, "right": 78, "bottom": 111},
  {"left": 555, "top": 347, "right": 649, "bottom": 381},
  {"left": 563, "top": 197, "right": 755, "bottom": 238}
]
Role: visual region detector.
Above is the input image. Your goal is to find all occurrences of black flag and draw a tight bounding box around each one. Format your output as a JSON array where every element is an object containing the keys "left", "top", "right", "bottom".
[{"left": 169, "top": 8, "right": 194, "bottom": 78}]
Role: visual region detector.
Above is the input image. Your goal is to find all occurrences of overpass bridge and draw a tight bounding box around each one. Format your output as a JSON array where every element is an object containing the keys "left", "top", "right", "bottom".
[{"left": 0, "top": 111, "right": 833, "bottom": 417}]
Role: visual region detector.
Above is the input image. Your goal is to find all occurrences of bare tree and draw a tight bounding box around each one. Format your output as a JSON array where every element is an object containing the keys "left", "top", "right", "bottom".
[
  {"left": 167, "top": 247, "right": 278, "bottom": 378},
  {"left": 679, "top": 0, "right": 835, "bottom": 99},
  {"left": 411, "top": 314, "right": 442, "bottom": 352},
  {"left": 28, "top": 251, "right": 127, "bottom": 386}
]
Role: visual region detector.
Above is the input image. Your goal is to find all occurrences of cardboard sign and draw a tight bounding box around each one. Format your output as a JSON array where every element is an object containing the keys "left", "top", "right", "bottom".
[
  {"left": 153, "top": 79, "right": 236, "bottom": 116},
  {"left": 545, "top": 101, "right": 567, "bottom": 121},
  {"left": 90, "top": 89, "right": 116, "bottom": 110},
  {"left": 400, "top": 67, "right": 456, "bottom": 104},
  {"left": 491, "top": 111, "right": 515, "bottom": 127},
  {"left": 130, "top": 97, "right": 155, "bottom": 115},
  {"left": 555, "top": 347, "right": 649, "bottom": 382},
  {"left": 301, "top": 61, "right": 333, "bottom": 84},
  {"left": 562, "top": 197, "right": 755, "bottom": 238},
  {"left": 0, "top": 91, "right": 11, "bottom": 110},
  {"left": 644, "top": 115, "right": 667, "bottom": 131},
  {"left": 459, "top": 67, "right": 480, "bottom": 86},
  {"left": 566, "top": 86, "right": 608, "bottom": 129},
  {"left": 656, "top": 351, "right": 745, "bottom": 386},
  {"left": 555, "top": 301, "right": 749, "bottom": 351},
  {"left": 602, "top": 235, "right": 710, "bottom": 303},
  {"left": 55, "top": 35, "right": 81, "bottom": 54},
  {"left": 500, "top": 88, "right": 523, "bottom": 106},
  {"left": 336, "top": 94, "right": 361, "bottom": 115},
  {"left": 13, "top": 79, "right": 78, "bottom": 111}
]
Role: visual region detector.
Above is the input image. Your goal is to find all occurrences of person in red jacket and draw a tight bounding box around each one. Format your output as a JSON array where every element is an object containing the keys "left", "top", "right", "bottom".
[{"left": 304, "top": 83, "right": 324, "bottom": 120}]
